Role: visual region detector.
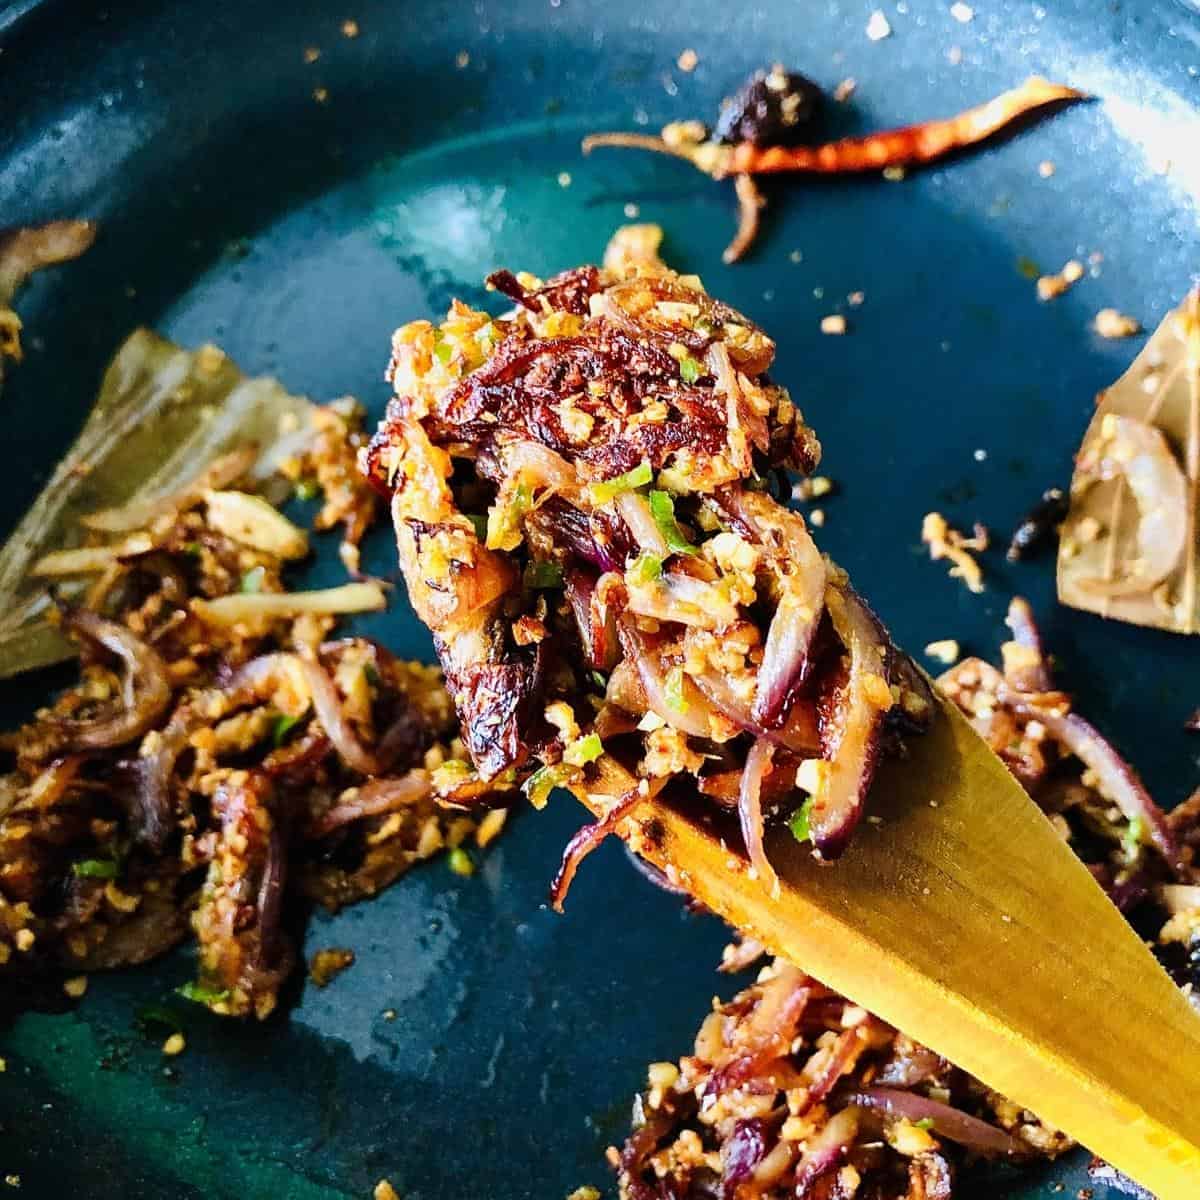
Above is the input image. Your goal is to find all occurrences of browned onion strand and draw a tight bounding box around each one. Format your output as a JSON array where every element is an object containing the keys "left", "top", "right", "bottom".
[
  {"left": 30, "top": 611, "right": 171, "bottom": 758},
  {"left": 1010, "top": 699, "right": 1187, "bottom": 875},
  {"left": 738, "top": 736, "right": 780, "bottom": 898},
  {"left": 808, "top": 586, "right": 889, "bottom": 859},
  {"left": 549, "top": 787, "right": 643, "bottom": 912},
  {"left": 308, "top": 770, "right": 431, "bottom": 837},
  {"left": 843, "top": 1088, "right": 1031, "bottom": 1158}
]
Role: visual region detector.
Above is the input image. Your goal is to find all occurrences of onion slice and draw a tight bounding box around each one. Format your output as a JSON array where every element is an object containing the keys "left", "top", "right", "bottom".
[
  {"left": 308, "top": 770, "right": 431, "bottom": 837},
  {"left": 809, "top": 586, "right": 891, "bottom": 859},
  {"left": 618, "top": 621, "right": 713, "bottom": 738},
  {"left": 549, "top": 787, "right": 643, "bottom": 912},
  {"left": 1005, "top": 695, "right": 1187, "bottom": 875},
  {"left": 1002, "top": 596, "right": 1053, "bottom": 693},
  {"left": 26, "top": 611, "right": 171, "bottom": 760},
  {"left": 844, "top": 1087, "right": 1031, "bottom": 1158},
  {"left": 738, "top": 737, "right": 780, "bottom": 898},
  {"left": 615, "top": 492, "right": 668, "bottom": 558}
]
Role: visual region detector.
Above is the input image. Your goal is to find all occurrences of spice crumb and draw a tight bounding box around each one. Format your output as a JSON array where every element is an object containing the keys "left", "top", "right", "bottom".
[
  {"left": 882, "top": 165, "right": 906, "bottom": 182},
  {"left": 455, "top": 50, "right": 470, "bottom": 69},
  {"left": 475, "top": 807, "right": 508, "bottom": 848},
  {"left": 1094, "top": 308, "right": 1141, "bottom": 339},
  {"left": 833, "top": 77, "right": 857, "bottom": 102},
  {"left": 922, "top": 512, "right": 988, "bottom": 593},
  {"left": 847, "top": 291, "right": 865, "bottom": 307},
  {"left": 312, "top": 86, "right": 329, "bottom": 104},
  {"left": 310, "top": 947, "right": 356, "bottom": 987},
  {"left": 303, "top": 46, "right": 320, "bottom": 64},
  {"left": 1038, "top": 159, "right": 1056, "bottom": 178},
  {"left": 866, "top": 10, "right": 892, "bottom": 40},
  {"left": 924, "top": 639, "right": 961, "bottom": 665},
  {"left": 567, "top": 1189, "right": 602, "bottom": 1200},
  {"left": 374, "top": 1181, "right": 401, "bottom": 1200},
  {"left": 820, "top": 314, "right": 848, "bottom": 335},
  {"left": 676, "top": 48, "right": 698, "bottom": 72},
  {"left": 162, "top": 1032, "right": 186, "bottom": 1056},
  {"left": 1037, "top": 259, "right": 1084, "bottom": 301},
  {"left": 62, "top": 975, "right": 88, "bottom": 998},
  {"left": 341, "top": 19, "right": 360, "bottom": 38},
  {"left": 382, "top": 1008, "right": 397, "bottom": 1021},
  {"left": 950, "top": 2, "right": 974, "bottom": 21},
  {"left": 4, "top": 1176, "right": 19, "bottom": 1189},
  {"left": 809, "top": 508, "right": 826, "bottom": 528}
]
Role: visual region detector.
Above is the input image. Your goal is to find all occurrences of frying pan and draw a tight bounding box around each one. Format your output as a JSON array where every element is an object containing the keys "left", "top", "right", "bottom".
[{"left": 1, "top": 0, "right": 1198, "bottom": 1196}]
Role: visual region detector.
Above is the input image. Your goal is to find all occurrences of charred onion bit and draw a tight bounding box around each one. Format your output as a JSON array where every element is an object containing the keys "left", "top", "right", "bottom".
[
  {"left": 364, "top": 234, "right": 930, "bottom": 901},
  {"left": 583, "top": 75, "right": 1083, "bottom": 261}
]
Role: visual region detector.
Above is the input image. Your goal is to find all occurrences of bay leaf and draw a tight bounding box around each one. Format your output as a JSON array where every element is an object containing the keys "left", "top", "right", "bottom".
[
  {"left": 1058, "top": 288, "right": 1200, "bottom": 633},
  {"left": 0, "top": 329, "right": 314, "bottom": 678}
]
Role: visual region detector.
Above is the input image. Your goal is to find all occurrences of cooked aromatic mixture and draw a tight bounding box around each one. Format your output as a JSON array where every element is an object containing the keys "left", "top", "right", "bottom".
[
  {"left": 614, "top": 598, "right": 1199, "bottom": 1200},
  {"left": 0, "top": 407, "right": 508, "bottom": 1018},
  {"left": 362, "top": 227, "right": 933, "bottom": 904}
]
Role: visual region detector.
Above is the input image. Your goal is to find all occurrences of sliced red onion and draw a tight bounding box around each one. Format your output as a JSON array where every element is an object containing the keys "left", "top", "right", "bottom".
[
  {"left": 625, "top": 569, "right": 740, "bottom": 631},
  {"left": 1007, "top": 696, "right": 1187, "bottom": 875},
  {"left": 1075, "top": 415, "right": 1187, "bottom": 597},
  {"left": 308, "top": 770, "right": 432, "bottom": 837},
  {"left": 28, "top": 612, "right": 172, "bottom": 760},
  {"left": 706, "top": 964, "right": 810, "bottom": 1095},
  {"left": 793, "top": 1106, "right": 858, "bottom": 1197},
  {"left": 615, "top": 492, "right": 668, "bottom": 558},
  {"left": 720, "top": 1118, "right": 770, "bottom": 1200},
  {"left": 499, "top": 438, "right": 580, "bottom": 499},
  {"left": 739, "top": 737, "right": 780, "bottom": 898},
  {"left": 809, "top": 586, "right": 889, "bottom": 860},
  {"left": 549, "top": 788, "right": 642, "bottom": 912},
  {"left": 618, "top": 622, "right": 712, "bottom": 738},
  {"left": 715, "top": 489, "right": 826, "bottom": 726},
  {"left": 844, "top": 1087, "right": 1031, "bottom": 1158},
  {"left": 254, "top": 821, "right": 288, "bottom": 967},
  {"left": 803, "top": 1027, "right": 865, "bottom": 1108},
  {"left": 565, "top": 568, "right": 618, "bottom": 670},
  {"left": 1003, "top": 597, "right": 1052, "bottom": 693},
  {"left": 690, "top": 663, "right": 821, "bottom": 755},
  {"left": 294, "top": 657, "right": 388, "bottom": 776}
]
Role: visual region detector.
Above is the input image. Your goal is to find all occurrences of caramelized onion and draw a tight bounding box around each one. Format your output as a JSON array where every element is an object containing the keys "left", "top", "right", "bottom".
[
  {"left": 549, "top": 787, "right": 643, "bottom": 912},
  {"left": 27, "top": 612, "right": 171, "bottom": 760},
  {"left": 614, "top": 492, "right": 668, "bottom": 557},
  {"left": 308, "top": 770, "right": 431, "bottom": 837},
  {"left": 809, "top": 587, "right": 890, "bottom": 859},
  {"left": 618, "top": 621, "right": 713, "bottom": 738},
  {"left": 739, "top": 737, "right": 780, "bottom": 898},
  {"left": 1006, "top": 697, "right": 1187, "bottom": 875},
  {"left": 844, "top": 1087, "right": 1031, "bottom": 1157}
]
